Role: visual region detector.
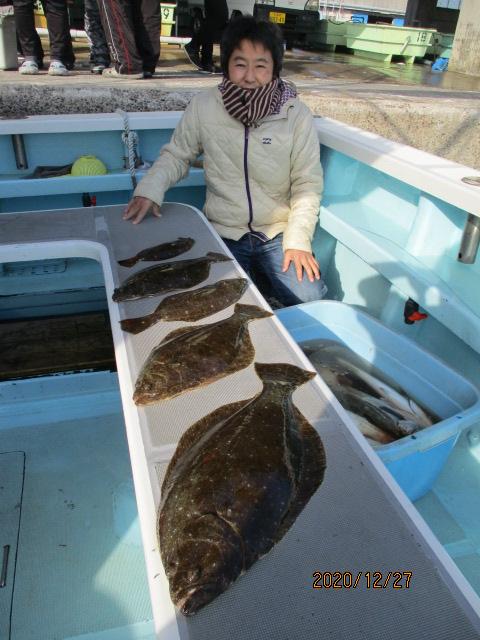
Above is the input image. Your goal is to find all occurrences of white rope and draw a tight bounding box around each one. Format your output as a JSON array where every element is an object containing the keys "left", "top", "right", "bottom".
[{"left": 116, "top": 109, "right": 138, "bottom": 190}]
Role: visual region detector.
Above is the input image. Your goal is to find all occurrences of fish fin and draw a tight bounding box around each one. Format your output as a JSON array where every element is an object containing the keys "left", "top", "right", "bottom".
[
  {"left": 117, "top": 256, "right": 137, "bottom": 268},
  {"left": 254, "top": 362, "right": 315, "bottom": 389},
  {"left": 156, "top": 301, "right": 270, "bottom": 346},
  {"left": 160, "top": 323, "right": 203, "bottom": 344},
  {"left": 276, "top": 408, "right": 326, "bottom": 539},
  {"left": 207, "top": 251, "right": 232, "bottom": 263},
  {"left": 233, "top": 303, "right": 273, "bottom": 321},
  {"left": 161, "top": 399, "right": 253, "bottom": 499}
]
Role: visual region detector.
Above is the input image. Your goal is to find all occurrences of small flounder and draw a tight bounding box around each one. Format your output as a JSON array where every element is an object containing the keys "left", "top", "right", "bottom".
[
  {"left": 158, "top": 362, "right": 326, "bottom": 615},
  {"left": 120, "top": 278, "right": 248, "bottom": 334},
  {"left": 133, "top": 303, "right": 272, "bottom": 404},
  {"left": 118, "top": 237, "right": 195, "bottom": 267},
  {"left": 112, "top": 252, "right": 231, "bottom": 302}
]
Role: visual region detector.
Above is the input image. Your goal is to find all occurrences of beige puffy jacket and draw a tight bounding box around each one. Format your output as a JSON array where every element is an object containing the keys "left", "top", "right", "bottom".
[{"left": 134, "top": 85, "right": 323, "bottom": 253}]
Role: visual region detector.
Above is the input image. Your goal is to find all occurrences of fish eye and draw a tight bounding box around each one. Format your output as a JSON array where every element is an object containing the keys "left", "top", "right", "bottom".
[{"left": 187, "top": 567, "right": 202, "bottom": 583}]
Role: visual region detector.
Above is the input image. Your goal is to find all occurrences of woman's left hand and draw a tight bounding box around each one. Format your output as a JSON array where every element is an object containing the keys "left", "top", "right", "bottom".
[{"left": 282, "top": 249, "right": 321, "bottom": 283}]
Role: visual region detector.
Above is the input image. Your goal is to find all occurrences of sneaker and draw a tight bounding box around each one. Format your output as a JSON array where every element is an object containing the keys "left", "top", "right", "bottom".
[
  {"left": 102, "top": 67, "right": 143, "bottom": 79},
  {"left": 48, "top": 60, "right": 68, "bottom": 76},
  {"left": 19, "top": 60, "right": 39, "bottom": 75}
]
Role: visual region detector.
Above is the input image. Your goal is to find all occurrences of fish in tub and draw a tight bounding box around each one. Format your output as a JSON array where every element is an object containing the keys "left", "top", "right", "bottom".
[{"left": 300, "top": 339, "right": 438, "bottom": 447}]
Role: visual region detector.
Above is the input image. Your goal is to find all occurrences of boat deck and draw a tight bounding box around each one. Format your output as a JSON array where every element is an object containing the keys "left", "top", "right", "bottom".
[
  {"left": 0, "top": 372, "right": 153, "bottom": 640},
  {"left": 1, "top": 203, "right": 479, "bottom": 639}
]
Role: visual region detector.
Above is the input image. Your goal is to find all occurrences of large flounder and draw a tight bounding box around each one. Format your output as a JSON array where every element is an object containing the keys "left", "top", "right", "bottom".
[
  {"left": 112, "top": 252, "right": 231, "bottom": 302},
  {"left": 118, "top": 237, "right": 195, "bottom": 268},
  {"left": 133, "top": 303, "right": 272, "bottom": 404},
  {"left": 158, "top": 362, "right": 326, "bottom": 616},
  {"left": 120, "top": 278, "right": 248, "bottom": 334}
]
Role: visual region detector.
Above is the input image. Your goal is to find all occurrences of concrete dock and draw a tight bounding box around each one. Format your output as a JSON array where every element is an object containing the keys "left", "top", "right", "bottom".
[{"left": 1, "top": 37, "right": 479, "bottom": 170}]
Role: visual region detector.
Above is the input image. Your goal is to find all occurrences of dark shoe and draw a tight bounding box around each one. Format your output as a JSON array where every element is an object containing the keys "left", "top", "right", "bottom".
[
  {"left": 200, "top": 63, "right": 222, "bottom": 74},
  {"left": 184, "top": 45, "right": 201, "bottom": 69},
  {"left": 91, "top": 63, "right": 107, "bottom": 74},
  {"left": 143, "top": 71, "right": 153, "bottom": 79}
]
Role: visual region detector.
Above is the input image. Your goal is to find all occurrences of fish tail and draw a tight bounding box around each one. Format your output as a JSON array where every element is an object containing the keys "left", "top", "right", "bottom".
[
  {"left": 207, "top": 251, "right": 232, "bottom": 263},
  {"left": 234, "top": 303, "right": 273, "bottom": 321},
  {"left": 120, "top": 315, "right": 154, "bottom": 335},
  {"left": 254, "top": 362, "right": 316, "bottom": 389},
  {"left": 117, "top": 257, "right": 137, "bottom": 268}
]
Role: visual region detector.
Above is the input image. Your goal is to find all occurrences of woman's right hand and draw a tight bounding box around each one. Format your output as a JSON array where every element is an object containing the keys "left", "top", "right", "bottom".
[{"left": 123, "top": 196, "right": 161, "bottom": 225}]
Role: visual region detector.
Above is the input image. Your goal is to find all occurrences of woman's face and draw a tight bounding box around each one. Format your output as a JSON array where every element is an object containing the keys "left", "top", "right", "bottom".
[{"left": 227, "top": 39, "right": 274, "bottom": 89}]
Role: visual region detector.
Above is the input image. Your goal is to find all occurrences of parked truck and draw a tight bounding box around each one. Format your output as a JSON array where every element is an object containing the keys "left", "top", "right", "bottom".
[{"left": 176, "top": 0, "right": 319, "bottom": 47}]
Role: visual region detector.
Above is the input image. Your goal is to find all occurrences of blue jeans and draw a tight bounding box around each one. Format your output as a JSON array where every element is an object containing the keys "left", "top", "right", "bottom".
[{"left": 222, "top": 233, "right": 328, "bottom": 307}]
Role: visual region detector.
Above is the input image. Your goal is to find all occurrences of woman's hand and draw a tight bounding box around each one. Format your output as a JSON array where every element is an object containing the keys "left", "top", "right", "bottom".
[
  {"left": 123, "top": 197, "right": 161, "bottom": 225},
  {"left": 282, "top": 249, "right": 321, "bottom": 283}
]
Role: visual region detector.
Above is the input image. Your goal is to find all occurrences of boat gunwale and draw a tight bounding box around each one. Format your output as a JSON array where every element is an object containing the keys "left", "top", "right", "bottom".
[{"left": 1, "top": 112, "right": 479, "bottom": 216}]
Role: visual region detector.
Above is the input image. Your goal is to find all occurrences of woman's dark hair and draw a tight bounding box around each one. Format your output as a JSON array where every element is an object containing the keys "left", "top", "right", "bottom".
[{"left": 220, "top": 15, "right": 284, "bottom": 78}]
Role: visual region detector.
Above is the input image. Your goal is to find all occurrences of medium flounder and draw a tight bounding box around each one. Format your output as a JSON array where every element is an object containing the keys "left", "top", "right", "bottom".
[
  {"left": 158, "top": 362, "right": 326, "bottom": 615},
  {"left": 133, "top": 303, "right": 272, "bottom": 404},
  {"left": 112, "top": 252, "right": 231, "bottom": 302},
  {"left": 120, "top": 278, "right": 248, "bottom": 334}
]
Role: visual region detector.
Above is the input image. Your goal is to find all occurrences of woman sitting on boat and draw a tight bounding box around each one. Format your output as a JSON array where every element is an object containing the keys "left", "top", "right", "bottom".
[{"left": 124, "top": 15, "right": 327, "bottom": 307}]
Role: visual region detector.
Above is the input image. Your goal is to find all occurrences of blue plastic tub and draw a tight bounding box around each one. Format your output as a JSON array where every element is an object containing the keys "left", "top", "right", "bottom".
[{"left": 276, "top": 301, "right": 480, "bottom": 501}]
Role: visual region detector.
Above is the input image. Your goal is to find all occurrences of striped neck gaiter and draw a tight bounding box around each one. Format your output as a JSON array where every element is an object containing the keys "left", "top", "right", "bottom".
[{"left": 218, "top": 77, "right": 282, "bottom": 127}]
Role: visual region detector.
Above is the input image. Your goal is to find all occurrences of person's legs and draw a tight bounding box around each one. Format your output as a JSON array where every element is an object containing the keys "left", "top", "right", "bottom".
[
  {"left": 13, "top": 0, "right": 44, "bottom": 65},
  {"left": 199, "top": 20, "right": 213, "bottom": 68},
  {"left": 221, "top": 235, "right": 255, "bottom": 278},
  {"left": 200, "top": 0, "right": 227, "bottom": 69},
  {"left": 97, "top": 0, "right": 143, "bottom": 75},
  {"left": 184, "top": 13, "right": 202, "bottom": 68},
  {"left": 42, "top": 0, "right": 75, "bottom": 68},
  {"left": 131, "top": 0, "right": 160, "bottom": 75},
  {"left": 84, "top": 0, "right": 110, "bottom": 70},
  {"left": 254, "top": 234, "right": 328, "bottom": 307}
]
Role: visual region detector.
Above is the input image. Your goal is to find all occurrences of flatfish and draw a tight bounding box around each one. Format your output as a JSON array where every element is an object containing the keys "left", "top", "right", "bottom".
[
  {"left": 120, "top": 278, "right": 248, "bottom": 334},
  {"left": 133, "top": 303, "right": 272, "bottom": 404},
  {"left": 158, "top": 362, "right": 326, "bottom": 616},
  {"left": 112, "top": 252, "right": 231, "bottom": 302},
  {"left": 117, "top": 237, "right": 195, "bottom": 268},
  {"left": 302, "top": 340, "right": 436, "bottom": 442}
]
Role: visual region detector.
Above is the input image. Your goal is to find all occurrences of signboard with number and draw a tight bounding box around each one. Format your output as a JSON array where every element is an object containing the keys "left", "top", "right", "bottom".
[
  {"left": 161, "top": 3, "right": 175, "bottom": 25},
  {"left": 269, "top": 11, "right": 286, "bottom": 24}
]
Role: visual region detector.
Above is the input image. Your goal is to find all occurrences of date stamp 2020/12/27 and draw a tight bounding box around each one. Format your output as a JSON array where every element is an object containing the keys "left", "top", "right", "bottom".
[{"left": 312, "top": 571, "right": 413, "bottom": 590}]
